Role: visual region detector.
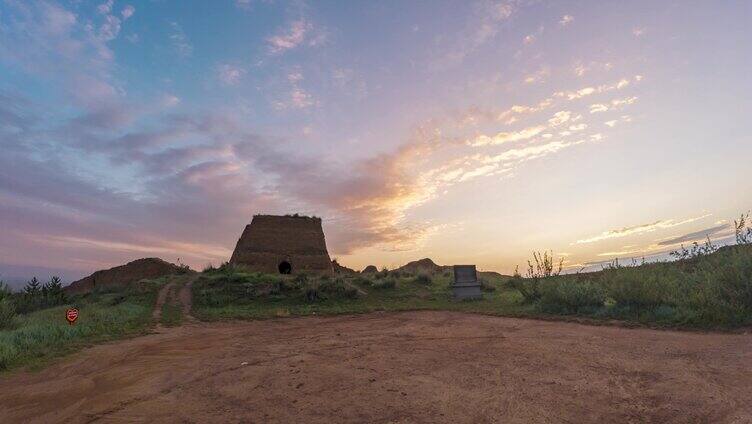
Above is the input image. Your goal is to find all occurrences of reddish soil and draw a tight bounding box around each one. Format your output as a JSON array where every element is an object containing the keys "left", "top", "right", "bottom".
[
  {"left": 1, "top": 311, "right": 751, "bottom": 423},
  {"left": 65, "top": 258, "right": 191, "bottom": 295}
]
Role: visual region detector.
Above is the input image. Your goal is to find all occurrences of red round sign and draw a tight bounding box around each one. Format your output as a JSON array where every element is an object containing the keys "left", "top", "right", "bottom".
[{"left": 66, "top": 308, "right": 79, "bottom": 325}]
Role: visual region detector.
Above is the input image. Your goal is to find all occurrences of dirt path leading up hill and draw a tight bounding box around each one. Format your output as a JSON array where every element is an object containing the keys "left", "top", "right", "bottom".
[
  {"left": 152, "top": 278, "right": 196, "bottom": 327},
  {"left": 151, "top": 281, "right": 175, "bottom": 323},
  {"left": 1, "top": 311, "right": 751, "bottom": 423},
  {"left": 178, "top": 280, "right": 196, "bottom": 323}
]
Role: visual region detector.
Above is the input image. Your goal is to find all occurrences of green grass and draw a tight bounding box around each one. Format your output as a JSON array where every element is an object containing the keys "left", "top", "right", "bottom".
[
  {"left": 160, "top": 302, "right": 183, "bottom": 327},
  {"left": 0, "top": 282, "right": 160, "bottom": 372},
  {"left": 192, "top": 246, "right": 752, "bottom": 330},
  {"left": 509, "top": 244, "right": 752, "bottom": 329},
  {"left": 4, "top": 242, "right": 750, "bottom": 373},
  {"left": 191, "top": 266, "right": 530, "bottom": 321}
]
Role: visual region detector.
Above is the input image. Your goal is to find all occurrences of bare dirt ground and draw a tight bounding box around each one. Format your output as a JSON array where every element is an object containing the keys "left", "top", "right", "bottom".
[{"left": 1, "top": 311, "right": 752, "bottom": 423}]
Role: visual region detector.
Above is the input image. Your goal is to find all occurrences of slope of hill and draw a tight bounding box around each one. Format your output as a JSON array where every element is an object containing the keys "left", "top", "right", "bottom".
[{"left": 64, "top": 258, "right": 192, "bottom": 295}]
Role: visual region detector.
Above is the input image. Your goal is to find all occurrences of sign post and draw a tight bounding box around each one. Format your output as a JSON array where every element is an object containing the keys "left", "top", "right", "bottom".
[{"left": 66, "top": 308, "right": 79, "bottom": 325}]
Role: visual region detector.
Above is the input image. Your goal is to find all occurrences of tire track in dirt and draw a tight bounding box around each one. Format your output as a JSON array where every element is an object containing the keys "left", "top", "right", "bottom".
[
  {"left": 179, "top": 279, "right": 197, "bottom": 323},
  {"left": 151, "top": 281, "right": 175, "bottom": 326},
  {"left": 2, "top": 311, "right": 752, "bottom": 423}
]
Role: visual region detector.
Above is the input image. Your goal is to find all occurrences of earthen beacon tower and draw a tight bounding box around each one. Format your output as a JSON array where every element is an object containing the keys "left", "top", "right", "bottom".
[{"left": 229, "top": 214, "right": 334, "bottom": 275}]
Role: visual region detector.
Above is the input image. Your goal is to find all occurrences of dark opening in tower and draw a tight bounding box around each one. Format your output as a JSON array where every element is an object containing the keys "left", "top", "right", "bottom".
[{"left": 278, "top": 260, "right": 292, "bottom": 274}]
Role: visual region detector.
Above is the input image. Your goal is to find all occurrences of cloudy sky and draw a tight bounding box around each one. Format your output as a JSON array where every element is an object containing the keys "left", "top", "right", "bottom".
[{"left": 1, "top": 0, "right": 750, "bottom": 282}]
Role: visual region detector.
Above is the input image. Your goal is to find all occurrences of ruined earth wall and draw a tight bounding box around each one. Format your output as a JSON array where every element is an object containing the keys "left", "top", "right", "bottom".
[
  {"left": 64, "top": 258, "right": 189, "bottom": 295},
  {"left": 229, "top": 215, "right": 334, "bottom": 275}
]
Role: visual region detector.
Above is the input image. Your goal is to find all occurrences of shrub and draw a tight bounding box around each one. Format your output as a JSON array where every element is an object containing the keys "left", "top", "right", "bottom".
[
  {"left": 687, "top": 247, "right": 752, "bottom": 325},
  {"left": 0, "top": 299, "right": 16, "bottom": 330},
  {"left": 0, "top": 281, "right": 10, "bottom": 302},
  {"left": 507, "top": 268, "right": 541, "bottom": 303},
  {"left": 606, "top": 268, "right": 681, "bottom": 308},
  {"left": 353, "top": 275, "right": 373, "bottom": 287},
  {"left": 412, "top": 273, "right": 432, "bottom": 285},
  {"left": 303, "top": 278, "right": 358, "bottom": 302},
  {"left": 669, "top": 236, "right": 719, "bottom": 261},
  {"left": 479, "top": 279, "right": 496, "bottom": 292},
  {"left": 539, "top": 279, "right": 606, "bottom": 314},
  {"left": 303, "top": 282, "right": 320, "bottom": 302},
  {"left": 375, "top": 267, "right": 390, "bottom": 279},
  {"left": 735, "top": 212, "right": 752, "bottom": 245},
  {"left": 372, "top": 277, "right": 396, "bottom": 290},
  {"left": 509, "top": 252, "right": 565, "bottom": 303}
]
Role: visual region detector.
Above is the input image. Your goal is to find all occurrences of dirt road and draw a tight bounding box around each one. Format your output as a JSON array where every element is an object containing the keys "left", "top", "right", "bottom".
[{"left": 1, "top": 311, "right": 751, "bottom": 423}]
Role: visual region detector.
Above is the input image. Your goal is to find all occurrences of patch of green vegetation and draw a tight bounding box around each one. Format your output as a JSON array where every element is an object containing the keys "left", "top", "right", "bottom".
[
  {"left": 191, "top": 265, "right": 519, "bottom": 321},
  {"left": 0, "top": 282, "right": 161, "bottom": 372},
  {"left": 160, "top": 302, "right": 183, "bottom": 327},
  {"left": 508, "top": 243, "right": 752, "bottom": 328},
  {"left": 193, "top": 216, "right": 752, "bottom": 330}
]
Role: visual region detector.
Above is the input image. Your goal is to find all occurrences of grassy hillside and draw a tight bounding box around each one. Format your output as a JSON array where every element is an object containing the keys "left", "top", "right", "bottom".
[
  {"left": 1, "top": 239, "right": 749, "bottom": 372},
  {"left": 193, "top": 245, "right": 752, "bottom": 329},
  {"left": 511, "top": 244, "right": 752, "bottom": 328},
  {"left": 192, "top": 265, "right": 520, "bottom": 321},
  {"left": 0, "top": 280, "right": 162, "bottom": 372}
]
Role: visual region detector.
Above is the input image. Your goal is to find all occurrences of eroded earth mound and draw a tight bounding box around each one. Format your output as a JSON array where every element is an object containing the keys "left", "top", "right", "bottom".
[
  {"left": 332, "top": 260, "right": 357, "bottom": 274},
  {"left": 64, "top": 258, "right": 190, "bottom": 295}
]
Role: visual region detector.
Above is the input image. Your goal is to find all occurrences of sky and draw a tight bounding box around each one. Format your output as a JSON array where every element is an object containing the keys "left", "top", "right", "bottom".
[{"left": 1, "top": 0, "right": 751, "bottom": 284}]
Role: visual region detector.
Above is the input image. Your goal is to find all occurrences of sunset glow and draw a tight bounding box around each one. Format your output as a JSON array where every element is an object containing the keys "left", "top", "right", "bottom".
[{"left": 1, "top": 0, "right": 750, "bottom": 282}]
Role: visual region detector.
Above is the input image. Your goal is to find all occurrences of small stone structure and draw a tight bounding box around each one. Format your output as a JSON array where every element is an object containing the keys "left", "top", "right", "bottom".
[
  {"left": 451, "top": 265, "right": 482, "bottom": 300},
  {"left": 229, "top": 214, "right": 334, "bottom": 275}
]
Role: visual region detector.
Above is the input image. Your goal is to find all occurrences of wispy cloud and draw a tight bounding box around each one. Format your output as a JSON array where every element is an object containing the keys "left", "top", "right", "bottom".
[
  {"left": 575, "top": 214, "right": 712, "bottom": 244},
  {"left": 523, "top": 66, "right": 550, "bottom": 84},
  {"left": 273, "top": 71, "right": 315, "bottom": 109},
  {"left": 216, "top": 64, "right": 246, "bottom": 86},
  {"left": 267, "top": 19, "right": 313, "bottom": 54},
  {"left": 656, "top": 224, "right": 730, "bottom": 246},
  {"left": 437, "top": 0, "right": 518, "bottom": 67},
  {"left": 559, "top": 15, "right": 574, "bottom": 26},
  {"left": 468, "top": 125, "right": 546, "bottom": 146},
  {"left": 169, "top": 22, "right": 193, "bottom": 58}
]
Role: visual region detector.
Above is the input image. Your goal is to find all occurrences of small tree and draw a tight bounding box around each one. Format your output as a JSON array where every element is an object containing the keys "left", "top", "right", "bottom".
[
  {"left": 0, "top": 280, "right": 10, "bottom": 302},
  {"left": 670, "top": 236, "right": 718, "bottom": 260},
  {"left": 509, "top": 251, "right": 564, "bottom": 303},
  {"left": 735, "top": 212, "right": 752, "bottom": 245},
  {"left": 0, "top": 298, "right": 15, "bottom": 330},
  {"left": 24, "top": 277, "right": 41, "bottom": 296},
  {"left": 43, "top": 276, "right": 66, "bottom": 307}
]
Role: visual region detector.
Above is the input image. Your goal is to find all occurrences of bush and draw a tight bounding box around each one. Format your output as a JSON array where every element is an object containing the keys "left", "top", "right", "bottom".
[
  {"left": 687, "top": 247, "right": 752, "bottom": 325},
  {"left": 605, "top": 268, "right": 681, "bottom": 309},
  {"left": 412, "top": 273, "right": 432, "bottom": 285},
  {"left": 507, "top": 273, "right": 541, "bottom": 303},
  {"left": 539, "top": 279, "right": 606, "bottom": 314},
  {"left": 353, "top": 276, "right": 373, "bottom": 287},
  {"left": 303, "top": 278, "right": 358, "bottom": 302},
  {"left": 194, "top": 272, "right": 287, "bottom": 307},
  {"left": 0, "top": 281, "right": 10, "bottom": 302},
  {"left": 509, "top": 252, "right": 565, "bottom": 303},
  {"left": 480, "top": 279, "right": 496, "bottom": 292},
  {"left": 0, "top": 299, "right": 16, "bottom": 330},
  {"left": 14, "top": 276, "right": 67, "bottom": 314},
  {"left": 372, "top": 277, "right": 396, "bottom": 290},
  {"left": 375, "top": 267, "right": 390, "bottom": 279},
  {"left": 303, "top": 282, "right": 320, "bottom": 302}
]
